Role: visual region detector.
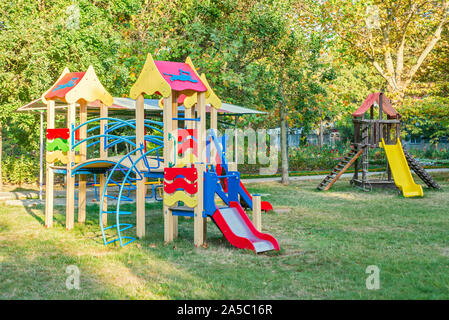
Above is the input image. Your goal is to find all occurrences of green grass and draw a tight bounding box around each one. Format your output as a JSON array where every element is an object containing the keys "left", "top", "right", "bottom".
[{"left": 1, "top": 173, "right": 449, "bottom": 299}]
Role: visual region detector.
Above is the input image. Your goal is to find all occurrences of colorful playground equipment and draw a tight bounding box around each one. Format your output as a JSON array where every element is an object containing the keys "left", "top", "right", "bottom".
[
  {"left": 40, "top": 53, "right": 278, "bottom": 253},
  {"left": 317, "top": 92, "right": 440, "bottom": 197}
]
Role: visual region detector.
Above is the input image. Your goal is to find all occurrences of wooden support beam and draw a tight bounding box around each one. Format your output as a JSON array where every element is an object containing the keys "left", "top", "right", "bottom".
[
  {"left": 45, "top": 100, "right": 55, "bottom": 228},
  {"left": 66, "top": 102, "right": 76, "bottom": 230},
  {"left": 197, "top": 92, "right": 206, "bottom": 163},
  {"left": 100, "top": 103, "right": 108, "bottom": 226},
  {"left": 252, "top": 195, "right": 262, "bottom": 231},
  {"left": 78, "top": 100, "right": 87, "bottom": 223},
  {"left": 163, "top": 93, "right": 174, "bottom": 243},
  {"left": 136, "top": 94, "right": 146, "bottom": 239},
  {"left": 184, "top": 104, "right": 193, "bottom": 166},
  {"left": 210, "top": 107, "right": 217, "bottom": 164},
  {"left": 228, "top": 162, "right": 237, "bottom": 172},
  {"left": 194, "top": 92, "right": 207, "bottom": 247},
  {"left": 324, "top": 148, "right": 364, "bottom": 191},
  {"left": 171, "top": 93, "right": 178, "bottom": 239},
  {"left": 194, "top": 163, "right": 206, "bottom": 247}
]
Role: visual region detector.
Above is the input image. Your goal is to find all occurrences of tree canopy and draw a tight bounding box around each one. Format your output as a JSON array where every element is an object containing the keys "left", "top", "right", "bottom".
[{"left": 0, "top": 0, "right": 448, "bottom": 185}]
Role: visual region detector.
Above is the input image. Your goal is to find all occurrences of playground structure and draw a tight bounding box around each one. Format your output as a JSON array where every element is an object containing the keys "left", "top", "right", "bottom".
[
  {"left": 40, "top": 54, "right": 278, "bottom": 253},
  {"left": 317, "top": 92, "right": 440, "bottom": 197}
]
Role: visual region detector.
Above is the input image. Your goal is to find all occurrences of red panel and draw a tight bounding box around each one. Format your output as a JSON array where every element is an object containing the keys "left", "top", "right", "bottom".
[
  {"left": 44, "top": 72, "right": 85, "bottom": 101},
  {"left": 261, "top": 201, "right": 273, "bottom": 212},
  {"left": 164, "top": 179, "right": 198, "bottom": 194},
  {"left": 74, "top": 129, "right": 80, "bottom": 141},
  {"left": 164, "top": 167, "right": 197, "bottom": 182},
  {"left": 154, "top": 61, "right": 207, "bottom": 93},
  {"left": 46, "top": 128, "right": 70, "bottom": 140}
]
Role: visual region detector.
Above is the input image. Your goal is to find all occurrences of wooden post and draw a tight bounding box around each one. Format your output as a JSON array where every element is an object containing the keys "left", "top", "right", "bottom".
[
  {"left": 210, "top": 107, "right": 217, "bottom": 164},
  {"left": 252, "top": 195, "right": 262, "bottom": 231},
  {"left": 45, "top": 100, "right": 55, "bottom": 228},
  {"left": 39, "top": 111, "right": 44, "bottom": 200},
  {"left": 194, "top": 163, "right": 206, "bottom": 246},
  {"left": 185, "top": 104, "right": 193, "bottom": 163},
  {"left": 234, "top": 115, "right": 238, "bottom": 165},
  {"left": 197, "top": 92, "right": 206, "bottom": 163},
  {"left": 352, "top": 120, "right": 360, "bottom": 181},
  {"left": 228, "top": 162, "right": 237, "bottom": 172},
  {"left": 100, "top": 103, "right": 108, "bottom": 226},
  {"left": 379, "top": 93, "right": 384, "bottom": 143},
  {"left": 171, "top": 93, "right": 178, "bottom": 239},
  {"left": 66, "top": 102, "right": 76, "bottom": 230},
  {"left": 78, "top": 100, "right": 87, "bottom": 223},
  {"left": 163, "top": 93, "right": 174, "bottom": 243},
  {"left": 194, "top": 92, "right": 207, "bottom": 247},
  {"left": 136, "top": 94, "right": 146, "bottom": 239}
]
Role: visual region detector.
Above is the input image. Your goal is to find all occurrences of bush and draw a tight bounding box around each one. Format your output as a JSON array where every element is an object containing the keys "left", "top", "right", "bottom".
[
  {"left": 1, "top": 154, "right": 40, "bottom": 185},
  {"left": 408, "top": 146, "right": 449, "bottom": 160},
  {"left": 288, "top": 143, "right": 351, "bottom": 171}
]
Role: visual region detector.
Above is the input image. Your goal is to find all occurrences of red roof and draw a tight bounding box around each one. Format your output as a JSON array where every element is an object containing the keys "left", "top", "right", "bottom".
[
  {"left": 44, "top": 72, "right": 86, "bottom": 101},
  {"left": 352, "top": 93, "right": 400, "bottom": 118}
]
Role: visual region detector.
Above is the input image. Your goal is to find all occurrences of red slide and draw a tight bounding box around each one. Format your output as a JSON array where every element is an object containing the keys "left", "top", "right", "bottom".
[
  {"left": 210, "top": 201, "right": 279, "bottom": 253},
  {"left": 239, "top": 181, "right": 273, "bottom": 212}
]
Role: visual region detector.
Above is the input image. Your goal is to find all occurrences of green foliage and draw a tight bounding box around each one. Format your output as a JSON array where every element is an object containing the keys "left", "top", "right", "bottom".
[
  {"left": 408, "top": 146, "right": 449, "bottom": 161},
  {"left": 0, "top": 0, "right": 448, "bottom": 185},
  {"left": 1, "top": 154, "right": 39, "bottom": 185},
  {"left": 400, "top": 96, "right": 449, "bottom": 144}
]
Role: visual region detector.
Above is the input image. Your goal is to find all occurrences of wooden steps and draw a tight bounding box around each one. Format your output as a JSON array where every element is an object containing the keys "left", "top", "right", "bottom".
[
  {"left": 317, "top": 145, "right": 365, "bottom": 191},
  {"left": 403, "top": 149, "right": 441, "bottom": 189}
]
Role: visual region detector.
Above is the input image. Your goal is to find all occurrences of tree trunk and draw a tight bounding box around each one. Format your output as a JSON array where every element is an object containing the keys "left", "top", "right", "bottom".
[
  {"left": 280, "top": 104, "right": 289, "bottom": 185},
  {"left": 319, "top": 119, "right": 324, "bottom": 148}
]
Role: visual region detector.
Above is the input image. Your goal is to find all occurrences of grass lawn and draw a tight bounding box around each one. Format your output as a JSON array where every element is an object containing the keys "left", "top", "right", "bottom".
[{"left": 1, "top": 172, "right": 449, "bottom": 299}]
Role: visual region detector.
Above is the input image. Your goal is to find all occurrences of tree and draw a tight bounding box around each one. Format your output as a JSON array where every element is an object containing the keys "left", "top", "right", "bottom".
[
  {"left": 320, "top": 0, "right": 449, "bottom": 103},
  {"left": 0, "top": 0, "right": 140, "bottom": 185}
]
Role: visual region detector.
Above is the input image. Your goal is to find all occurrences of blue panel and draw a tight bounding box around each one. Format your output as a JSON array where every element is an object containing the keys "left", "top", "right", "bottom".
[{"left": 171, "top": 209, "right": 195, "bottom": 217}]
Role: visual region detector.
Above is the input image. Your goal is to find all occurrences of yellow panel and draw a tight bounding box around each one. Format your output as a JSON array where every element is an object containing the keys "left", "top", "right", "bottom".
[
  {"left": 200, "top": 73, "right": 222, "bottom": 109},
  {"left": 46, "top": 151, "right": 68, "bottom": 164},
  {"left": 130, "top": 53, "right": 171, "bottom": 100},
  {"left": 164, "top": 191, "right": 198, "bottom": 208},
  {"left": 41, "top": 67, "right": 70, "bottom": 104},
  {"left": 380, "top": 138, "right": 423, "bottom": 197},
  {"left": 183, "top": 92, "right": 197, "bottom": 109},
  {"left": 185, "top": 56, "right": 202, "bottom": 80},
  {"left": 183, "top": 57, "right": 203, "bottom": 109},
  {"left": 184, "top": 57, "right": 222, "bottom": 109},
  {"left": 65, "top": 66, "right": 113, "bottom": 106}
]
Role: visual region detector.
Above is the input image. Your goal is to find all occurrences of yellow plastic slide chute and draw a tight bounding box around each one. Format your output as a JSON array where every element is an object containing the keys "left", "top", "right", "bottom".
[{"left": 380, "top": 138, "right": 423, "bottom": 198}]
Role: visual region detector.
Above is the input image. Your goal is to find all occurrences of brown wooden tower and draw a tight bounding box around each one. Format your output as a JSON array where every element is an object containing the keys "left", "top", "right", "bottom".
[{"left": 317, "top": 92, "right": 440, "bottom": 192}]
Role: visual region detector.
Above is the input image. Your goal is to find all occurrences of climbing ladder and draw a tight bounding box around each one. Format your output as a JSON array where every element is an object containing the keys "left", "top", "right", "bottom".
[
  {"left": 317, "top": 145, "right": 365, "bottom": 191},
  {"left": 99, "top": 144, "right": 163, "bottom": 246},
  {"left": 403, "top": 149, "right": 441, "bottom": 189}
]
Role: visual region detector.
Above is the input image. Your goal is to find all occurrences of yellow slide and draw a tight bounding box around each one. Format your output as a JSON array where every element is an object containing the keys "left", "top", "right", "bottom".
[{"left": 380, "top": 138, "right": 423, "bottom": 198}]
